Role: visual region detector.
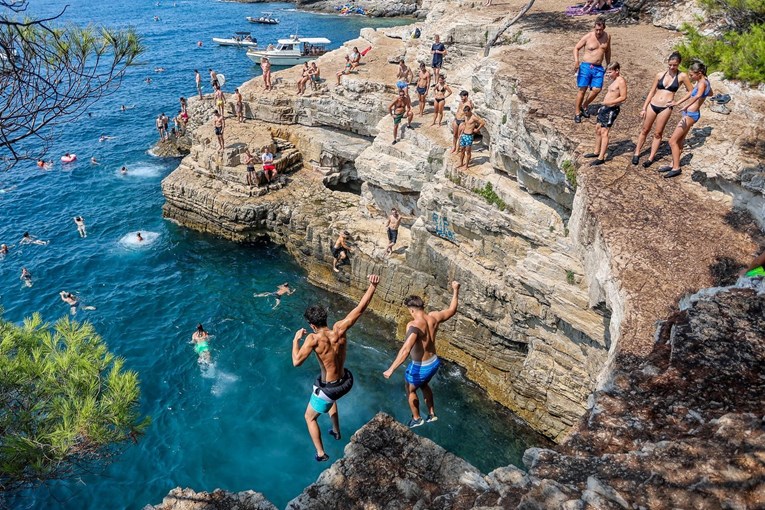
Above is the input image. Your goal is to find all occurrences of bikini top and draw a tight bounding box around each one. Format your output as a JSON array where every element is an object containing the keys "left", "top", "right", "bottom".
[
  {"left": 656, "top": 71, "right": 679, "bottom": 92},
  {"left": 691, "top": 78, "right": 711, "bottom": 98},
  {"left": 435, "top": 84, "right": 446, "bottom": 93}
]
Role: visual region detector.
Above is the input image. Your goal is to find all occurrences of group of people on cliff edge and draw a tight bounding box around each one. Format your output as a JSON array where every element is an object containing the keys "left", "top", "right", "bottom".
[{"left": 573, "top": 16, "right": 713, "bottom": 178}]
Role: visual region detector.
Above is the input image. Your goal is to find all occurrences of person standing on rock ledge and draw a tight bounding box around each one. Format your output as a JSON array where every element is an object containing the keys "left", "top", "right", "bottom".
[
  {"left": 572, "top": 16, "right": 611, "bottom": 124},
  {"left": 385, "top": 208, "right": 401, "bottom": 256},
  {"left": 292, "top": 274, "right": 381, "bottom": 462},
  {"left": 584, "top": 62, "right": 627, "bottom": 167},
  {"left": 389, "top": 89, "right": 413, "bottom": 145},
  {"left": 195, "top": 69, "right": 203, "bottom": 99},
  {"left": 213, "top": 111, "right": 225, "bottom": 151},
  {"left": 383, "top": 281, "right": 460, "bottom": 428},
  {"left": 431, "top": 34, "right": 447, "bottom": 82}
]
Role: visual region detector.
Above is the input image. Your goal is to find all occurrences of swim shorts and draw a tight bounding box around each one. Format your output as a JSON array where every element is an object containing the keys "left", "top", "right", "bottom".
[
  {"left": 214, "top": 127, "right": 222, "bottom": 136},
  {"left": 387, "top": 228, "right": 398, "bottom": 244},
  {"left": 405, "top": 356, "right": 441, "bottom": 388},
  {"left": 459, "top": 133, "right": 474, "bottom": 147},
  {"left": 263, "top": 164, "right": 276, "bottom": 171},
  {"left": 310, "top": 369, "right": 354, "bottom": 413},
  {"left": 576, "top": 62, "right": 605, "bottom": 89},
  {"left": 396, "top": 80, "right": 408, "bottom": 90},
  {"left": 235, "top": 103, "right": 243, "bottom": 113},
  {"left": 416, "top": 86, "right": 427, "bottom": 95},
  {"left": 194, "top": 341, "right": 209, "bottom": 355},
  {"left": 393, "top": 113, "right": 404, "bottom": 125},
  {"left": 596, "top": 105, "right": 620, "bottom": 128},
  {"left": 331, "top": 246, "right": 346, "bottom": 259}
]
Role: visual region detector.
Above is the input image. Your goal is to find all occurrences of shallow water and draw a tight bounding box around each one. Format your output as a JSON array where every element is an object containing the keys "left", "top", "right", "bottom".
[{"left": 1, "top": 2, "right": 550, "bottom": 509}]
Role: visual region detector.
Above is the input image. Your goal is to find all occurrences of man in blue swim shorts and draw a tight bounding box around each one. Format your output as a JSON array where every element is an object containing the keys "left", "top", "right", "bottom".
[
  {"left": 383, "top": 280, "right": 461, "bottom": 428},
  {"left": 572, "top": 16, "right": 611, "bottom": 123},
  {"left": 292, "top": 274, "right": 380, "bottom": 462}
]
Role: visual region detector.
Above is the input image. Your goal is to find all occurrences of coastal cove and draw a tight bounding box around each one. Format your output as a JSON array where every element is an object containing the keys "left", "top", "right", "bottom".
[{"left": 0, "top": 1, "right": 550, "bottom": 510}]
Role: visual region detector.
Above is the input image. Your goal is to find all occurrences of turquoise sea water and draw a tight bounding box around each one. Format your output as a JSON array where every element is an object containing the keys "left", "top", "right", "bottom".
[{"left": 1, "top": 1, "right": 550, "bottom": 508}]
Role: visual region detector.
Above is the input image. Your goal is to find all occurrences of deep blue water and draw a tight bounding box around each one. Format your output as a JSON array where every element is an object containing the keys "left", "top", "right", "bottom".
[{"left": 1, "top": 2, "right": 549, "bottom": 509}]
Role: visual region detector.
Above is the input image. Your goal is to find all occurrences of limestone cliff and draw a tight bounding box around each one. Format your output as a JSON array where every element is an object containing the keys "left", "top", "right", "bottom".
[
  {"left": 145, "top": 283, "right": 765, "bottom": 509},
  {"left": 162, "top": 0, "right": 762, "bottom": 446}
]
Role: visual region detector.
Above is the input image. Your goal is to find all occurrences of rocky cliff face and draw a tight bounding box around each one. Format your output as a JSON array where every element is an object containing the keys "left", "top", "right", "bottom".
[
  {"left": 162, "top": 0, "right": 761, "bottom": 445},
  {"left": 145, "top": 282, "right": 765, "bottom": 510}
]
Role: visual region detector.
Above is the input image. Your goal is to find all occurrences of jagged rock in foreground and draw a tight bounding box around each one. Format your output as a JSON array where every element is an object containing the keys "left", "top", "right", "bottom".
[{"left": 142, "top": 487, "right": 277, "bottom": 510}]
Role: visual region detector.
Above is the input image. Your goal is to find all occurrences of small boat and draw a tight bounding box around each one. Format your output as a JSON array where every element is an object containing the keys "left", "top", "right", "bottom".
[
  {"left": 212, "top": 32, "right": 258, "bottom": 48},
  {"left": 246, "top": 13, "right": 280, "bottom": 25},
  {"left": 246, "top": 35, "right": 331, "bottom": 66}
]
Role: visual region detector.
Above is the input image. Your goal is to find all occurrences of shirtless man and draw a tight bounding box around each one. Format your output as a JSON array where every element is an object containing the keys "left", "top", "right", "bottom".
[
  {"left": 309, "top": 62, "right": 321, "bottom": 91},
  {"left": 332, "top": 230, "right": 353, "bottom": 272},
  {"left": 234, "top": 88, "right": 244, "bottom": 122},
  {"left": 383, "top": 281, "right": 460, "bottom": 427},
  {"left": 385, "top": 208, "right": 401, "bottom": 256},
  {"left": 451, "top": 90, "right": 474, "bottom": 153},
  {"left": 214, "top": 85, "right": 225, "bottom": 116},
  {"left": 192, "top": 324, "right": 211, "bottom": 364},
  {"left": 60, "top": 291, "right": 80, "bottom": 315},
  {"left": 573, "top": 16, "right": 611, "bottom": 123},
  {"left": 195, "top": 69, "right": 203, "bottom": 98},
  {"left": 396, "top": 60, "right": 413, "bottom": 92},
  {"left": 389, "top": 89, "right": 413, "bottom": 145},
  {"left": 244, "top": 148, "right": 257, "bottom": 186},
  {"left": 156, "top": 114, "right": 166, "bottom": 141},
  {"left": 457, "top": 105, "right": 485, "bottom": 169},
  {"left": 415, "top": 63, "right": 431, "bottom": 116},
  {"left": 209, "top": 68, "right": 219, "bottom": 88},
  {"left": 292, "top": 274, "right": 380, "bottom": 461},
  {"left": 261, "top": 58, "right": 272, "bottom": 90},
  {"left": 585, "top": 62, "right": 627, "bottom": 166},
  {"left": 213, "top": 110, "right": 225, "bottom": 151},
  {"left": 74, "top": 216, "right": 87, "bottom": 238}
]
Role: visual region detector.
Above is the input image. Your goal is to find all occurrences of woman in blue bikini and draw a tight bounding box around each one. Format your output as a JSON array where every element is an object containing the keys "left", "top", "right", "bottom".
[{"left": 661, "top": 60, "right": 712, "bottom": 179}]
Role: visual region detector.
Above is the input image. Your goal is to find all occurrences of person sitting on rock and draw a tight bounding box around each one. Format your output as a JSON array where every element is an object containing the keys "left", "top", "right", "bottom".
[
  {"left": 336, "top": 55, "right": 352, "bottom": 86},
  {"left": 349, "top": 46, "right": 361, "bottom": 72},
  {"left": 261, "top": 146, "right": 276, "bottom": 183}
]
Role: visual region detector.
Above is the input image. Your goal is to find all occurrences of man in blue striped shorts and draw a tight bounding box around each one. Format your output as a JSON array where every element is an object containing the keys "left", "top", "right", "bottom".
[
  {"left": 572, "top": 16, "right": 611, "bottom": 123},
  {"left": 383, "top": 281, "right": 461, "bottom": 428}
]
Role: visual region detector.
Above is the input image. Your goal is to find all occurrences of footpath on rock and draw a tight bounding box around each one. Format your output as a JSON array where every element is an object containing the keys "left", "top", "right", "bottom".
[{"left": 156, "top": 0, "right": 764, "bottom": 507}]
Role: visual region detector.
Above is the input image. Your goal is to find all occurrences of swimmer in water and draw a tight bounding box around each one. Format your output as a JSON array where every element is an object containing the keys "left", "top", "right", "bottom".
[
  {"left": 120, "top": 166, "right": 128, "bottom": 175},
  {"left": 0, "top": 244, "right": 8, "bottom": 256},
  {"left": 60, "top": 291, "right": 80, "bottom": 315},
  {"left": 20, "top": 267, "right": 32, "bottom": 287},
  {"left": 136, "top": 232, "right": 144, "bottom": 242},
  {"left": 192, "top": 324, "right": 211, "bottom": 364},
  {"left": 99, "top": 134, "right": 114, "bottom": 143},
  {"left": 254, "top": 282, "right": 296, "bottom": 309},
  {"left": 74, "top": 216, "right": 87, "bottom": 238},
  {"left": 20, "top": 232, "right": 48, "bottom": 245},
  {"left": 90, "top": 157, "right": 99, "bottom": 165}
]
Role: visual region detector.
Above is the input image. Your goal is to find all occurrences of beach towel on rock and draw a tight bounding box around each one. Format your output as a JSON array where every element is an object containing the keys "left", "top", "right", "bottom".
[{"left": 566, "top": 1, "right": 623, "bottom": 16}]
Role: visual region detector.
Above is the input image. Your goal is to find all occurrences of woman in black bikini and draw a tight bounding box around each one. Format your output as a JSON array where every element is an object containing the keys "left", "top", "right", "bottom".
[
  {"left": 632, "top": 52, "right": 692, "bottom": 167},
  {"left": 431, "top": 75, "right": 452, "bottom": 127}
]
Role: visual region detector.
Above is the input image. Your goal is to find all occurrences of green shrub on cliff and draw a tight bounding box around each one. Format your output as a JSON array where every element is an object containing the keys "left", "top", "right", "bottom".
[
  {"left": 0, "top": 315, "right": 149, "bottom": 493},
  {"left": 674, "top": 0, "right": 765, "bottom": 84},
  {"left": 676, "top": 24, "right": 765, "bottom": 84},
  {"left": 473, "top": 182, "right": 507, "bottom": 211}
]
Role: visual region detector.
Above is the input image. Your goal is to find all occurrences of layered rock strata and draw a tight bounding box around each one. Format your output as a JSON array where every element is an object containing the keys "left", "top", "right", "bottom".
[{"left": 162, "top": 0, "right": 762, "bottom": 444}]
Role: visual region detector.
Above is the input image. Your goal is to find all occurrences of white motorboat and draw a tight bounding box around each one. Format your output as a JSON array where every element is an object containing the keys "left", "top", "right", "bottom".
[
  {"left": 246, "top": 35, "right": 331, "bottom": 66},
  {"left": 246, "top": 13, "right": 279, "bottom": 25},
  {"left": 212, "top": 32, "right": 258, "bottom": 48}
]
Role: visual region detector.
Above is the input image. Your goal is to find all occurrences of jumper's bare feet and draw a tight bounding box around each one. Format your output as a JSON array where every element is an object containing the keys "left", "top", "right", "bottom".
[{"left": 450, "top": 147, "right": 457, "bottom": 153}]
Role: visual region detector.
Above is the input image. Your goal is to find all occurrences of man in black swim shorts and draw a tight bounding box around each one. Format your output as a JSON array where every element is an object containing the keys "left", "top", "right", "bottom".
[
  {"left": 584, "top": 62, "right": 627, "bottom": 166},
  {"left": 292, "top": 274, "right": 380, "bottom": 461}
]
